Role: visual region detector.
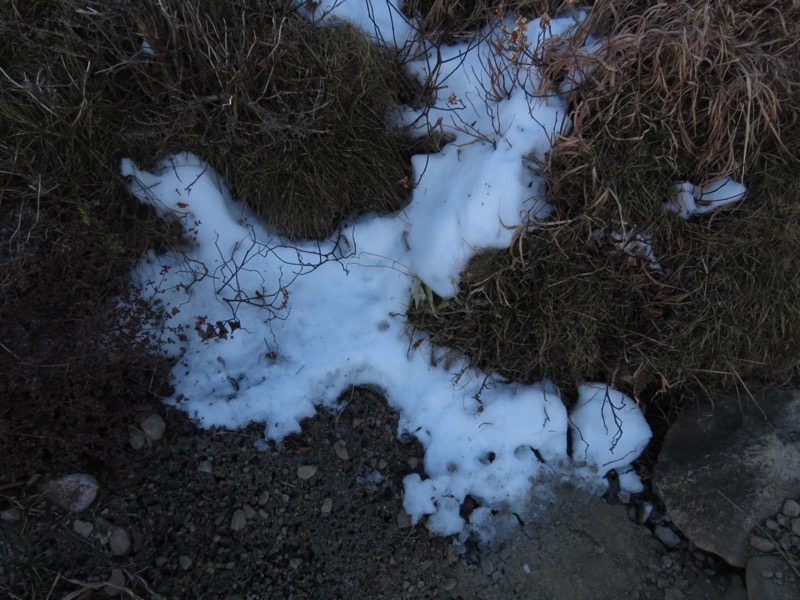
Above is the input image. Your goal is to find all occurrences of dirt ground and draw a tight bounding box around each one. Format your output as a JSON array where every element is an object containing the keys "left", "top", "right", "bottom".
[{"left": 1, "top": 387, "right": 741, "bottom": 599}]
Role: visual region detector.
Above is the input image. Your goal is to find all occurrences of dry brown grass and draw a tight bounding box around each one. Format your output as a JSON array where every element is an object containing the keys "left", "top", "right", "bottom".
[
  {"left": 402, "top": 0, "right": 570, "bottom": 41},
  {"left": 409, "top": 0, "right": 800, "bottom": 400},
  {"left": 0, "top": 0, "right": 425, "bottom": 482}
]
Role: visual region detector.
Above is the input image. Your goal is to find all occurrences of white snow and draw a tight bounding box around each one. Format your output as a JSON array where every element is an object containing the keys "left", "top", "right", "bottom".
[
  {"left": 667, "top": 176, "right": 747, "bottom": 219},
  {"left": 123, "top": 1, "right": 653, "bottom": 540}
]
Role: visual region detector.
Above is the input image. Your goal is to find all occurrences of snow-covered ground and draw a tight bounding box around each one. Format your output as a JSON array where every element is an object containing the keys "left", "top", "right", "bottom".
[{"left": 123, "top": 1, "right": 661, "bottom": 539}]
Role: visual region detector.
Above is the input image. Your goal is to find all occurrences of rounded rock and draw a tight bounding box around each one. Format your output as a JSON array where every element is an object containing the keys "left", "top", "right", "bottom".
[
  {"left": 129, "top": 430, "right": 147, "bottom": 450},
  {"left": 45, "top": 474, "right": 99, "bottom": 513},
  {"left": 782, "top": 499, "right": 800, "bottom": 518},
  {"left": 749, "top": 535, "right": 775, "bottom": 553},
  {"left": 230, "top": 509, "right": 247, "bottom": 531},
  {"left": 72, "top": 519, "right": 94, "bottom": 538},
  {"left": 332, "top": 440, "right": 349, "bottom": 461},
  {"left": 297, "top": 465, "right": 318, "bottom": 480},
  {"left": 108, "top": 527, "right": 131, "bottom": 556},
  {"left": 104, "top": 568, "right": 125, "bottom": 597},
  {"left": 321, "top": 498, "right": 333, "bottom": 515},
  {"left": 140, "top": 414, "right": 166, "bottom": 442},
  {"left": 654, "top": 525, "right": 682, "bottom": 549},
  {"left": 179, "top": 555, "right": 193, "bottom": 570}
]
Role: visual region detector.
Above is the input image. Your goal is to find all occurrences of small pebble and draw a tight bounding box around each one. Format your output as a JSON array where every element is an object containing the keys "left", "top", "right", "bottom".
[
  {"left": 104, "top": 569, "right": 125, "bottom": 597},
  {"left": 140, "top": 414, "right": 166, "bottom": 441},
  {"left": 197, "top": 461, "right": 213, "bottom": 473},
  {"left": 108, "top": 527, "right": 131, "bottom": 556},
  {"left": 297, "top": 465, "right": 318, "bottom": 480},
  {"left": 782, "top": 499, "right": 800, "bottom": 518},
  {"left": 179, "top": 555, "right": 192, "bottom": 570},
  {"left": 765, "top": 519, "right": 780, "bottom": 531},
  {"left": 321, "top": 498, "right": 333, "bottom": 515},
  {"left": 129, "top": 431, "right": 147, "bottom": 450},
  {"left": 230, "top": 509, "right": 247, "bottom": 532},
  {"left": 243, "top": 503, "right": 257, "bottom": 519},
  {"left": 258, "top": 491, "right": 270, "bottom": 506},
  {"left": 397, "top": 510, "right": 411, "bottom": 528},
  {"left": 332, "top": 440, "right": 349, "bottom": 461},
  {"left": 749, "top": 535, "right": 775, "bottom": 552},
  {"left": 654, "top": 525, "right": 681, "bottom": 549},
  {"left": 72, "top": 520, "right": 94, "bottom": 538},
  {"left": 791, "top": 518, "right": 800, "bottom": 536}
]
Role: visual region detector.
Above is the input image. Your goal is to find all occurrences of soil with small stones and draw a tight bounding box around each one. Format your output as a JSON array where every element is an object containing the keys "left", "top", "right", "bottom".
[{"left": 1, "top": 387, "right": 739, "bottom": 599}]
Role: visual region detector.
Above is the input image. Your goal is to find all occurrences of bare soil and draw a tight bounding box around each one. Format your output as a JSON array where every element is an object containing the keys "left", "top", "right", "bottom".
[{"left": 1, "top": 387, "right": 739, "bottom": 599}]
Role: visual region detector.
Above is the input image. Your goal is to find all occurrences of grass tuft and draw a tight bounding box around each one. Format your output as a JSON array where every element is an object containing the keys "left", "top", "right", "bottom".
[{"left": 409, "top": 0, "right": 800, "bottom": 398}]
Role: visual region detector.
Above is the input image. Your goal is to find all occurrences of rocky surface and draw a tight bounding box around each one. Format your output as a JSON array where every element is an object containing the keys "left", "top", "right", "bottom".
[
  {"left": 653, "top": 389, "right": 800, "bottom": 568},
  {"left": 742, "top": 497, "right": 800, "bottom": 600},
  {"left": 0, "top": 387, "right": 764, "bottom": 599}
]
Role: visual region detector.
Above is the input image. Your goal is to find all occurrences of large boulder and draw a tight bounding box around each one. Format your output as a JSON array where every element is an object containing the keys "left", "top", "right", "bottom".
[{"left": 653, "top": 388, "right": 800, "bottom": 567}]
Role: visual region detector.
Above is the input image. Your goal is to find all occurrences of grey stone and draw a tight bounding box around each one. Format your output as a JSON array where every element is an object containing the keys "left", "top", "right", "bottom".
[
  {"left": 129, "top": 430, "right": 147, "bottom": 450},
  {"left": 791, "top": 518, "right": 800, "bottom": 536},
  {"left": 654, "top": 525, "right": 682, "bottom": 549},
  {"left": 108, "top": 527, "right": 131, "bottom": 556},
  {"left": 140, "top": 414, "right": 166, "bottom": 441},
  {"left": 242, "top": 503, "right": 257, "bottom": 520},
  {"left": 664, "top": 589, "right": 685, "bottom": 600},
  {"left": 332, "top": 440, "right": 349, "bottom": 461},
  {"left": 397, "top": 510, "right": 412, "bottom": 528},
  {"left": 297, "top": 465, "right": 318, "bottom": 480},
  {"left": 179, "top": 555, "right": 193, "bottom": 570},
  {"left": 230, "top": 509, "right": 247, "bottom": 531},
  {"left": 765, "top": 519, "right": 780, "bottom": 531},
  {"left": 653, "top": 389, "right": 800, "bottom": 567},
  {"left": 782, "top": 499, "right": 800, "bottom": 518},
  {"left": 257, "top": 491, "right": 270, "bottom": 506},
  {"left": 197, "top": 460, "right": 213, "bottom": 473},
  {"left": 72, "top": 519, "right": 94, "bottom": 538},
  {"left": 45, "top": 473, "right": 99, "bottom": 513},
  {"left": 321, "top": 498, "right": 333, "bottom": 515},
  {"left": 749, "top": 535, "right": 775, "bottom": 553},
  {"left": 104, "top": 568, "right": 125, "bottom": 597},
  {"left": 746, "top": 555, "right": 800, "bottom": 600}
]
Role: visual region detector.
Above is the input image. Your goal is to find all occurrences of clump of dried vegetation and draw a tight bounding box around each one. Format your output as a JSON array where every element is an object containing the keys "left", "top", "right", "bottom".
[
  {"left": 410, "top": 0, "right": 800, "bottom": 403},
  {"left": 402, "top": 0, "right": 566, "bottom": 40},
  {"left": 1, "top": 0, "right": 421, "bottom": 481}
]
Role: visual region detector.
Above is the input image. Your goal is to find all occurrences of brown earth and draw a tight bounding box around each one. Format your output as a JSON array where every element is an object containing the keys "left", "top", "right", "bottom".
[{"left": 1, "top": 387, "right": 739, "bottom": 599}]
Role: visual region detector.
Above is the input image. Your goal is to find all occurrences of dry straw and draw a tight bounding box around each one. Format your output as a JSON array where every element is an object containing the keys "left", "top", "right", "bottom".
[{"left": 410, "top": 0, "right": 800, "bottom": 402}]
